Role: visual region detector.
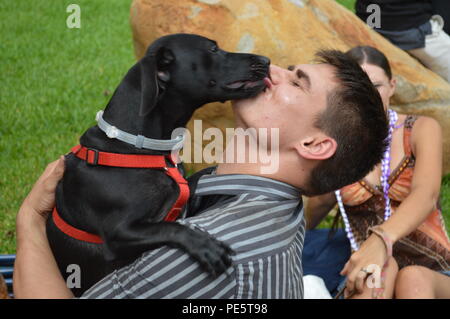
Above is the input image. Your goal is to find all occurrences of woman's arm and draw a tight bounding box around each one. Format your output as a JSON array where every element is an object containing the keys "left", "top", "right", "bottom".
[
  {"left": 380, "top": 116, "right": 442, "bottom": 242},
  {"left": 304, "top": 192, "right": 337, "bottom": 230},
  {"left": 13, "top": 157, "right": 74, "bottom": 299}
]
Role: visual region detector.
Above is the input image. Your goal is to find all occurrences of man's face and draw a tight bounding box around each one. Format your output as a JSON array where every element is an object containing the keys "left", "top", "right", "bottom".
[{"left": 232, "top": 63, "right": 338, "bottom": 150}]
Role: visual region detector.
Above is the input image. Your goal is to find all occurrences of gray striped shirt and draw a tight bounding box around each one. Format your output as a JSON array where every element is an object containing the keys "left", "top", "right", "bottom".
[{"left": 81, "top": 173, "right": 305, "bottom": 299}]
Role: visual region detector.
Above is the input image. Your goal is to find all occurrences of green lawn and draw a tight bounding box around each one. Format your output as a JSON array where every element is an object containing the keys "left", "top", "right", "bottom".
[
  {"left": 0, "top": 0, "right": 135, "bottom": 253},
  {"left": 335, "top": 0, "right": 356, "bottom": 11},
  {"left": 0, "top": 0, "right": 449, "bottom": 254}
]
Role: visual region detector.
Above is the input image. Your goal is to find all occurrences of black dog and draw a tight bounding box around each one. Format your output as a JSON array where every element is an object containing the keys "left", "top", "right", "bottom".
[{"left": 46, "top": 33, "right": 270, "bottom": 296}]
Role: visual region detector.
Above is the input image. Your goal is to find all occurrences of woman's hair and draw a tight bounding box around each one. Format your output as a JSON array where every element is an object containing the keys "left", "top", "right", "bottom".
[
  {"left": 345, "top": 46, "right": 392, "bottom": 79},
  {"left": 304, "top": 49, "right": 388, "bottom": 196}
]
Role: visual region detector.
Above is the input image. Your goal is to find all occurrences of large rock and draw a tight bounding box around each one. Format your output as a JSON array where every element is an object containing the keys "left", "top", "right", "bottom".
[{"left": 130, "top": 0, "right": 450, "bottom": 174}]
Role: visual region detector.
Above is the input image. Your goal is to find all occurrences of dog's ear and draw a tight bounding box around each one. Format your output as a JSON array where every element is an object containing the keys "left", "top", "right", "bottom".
[
  {"left": 138, "top": 54, "right": 159, "bottom": 117},
  {"left": 138, "top": 47, "right": 175, "bottom": 117}
]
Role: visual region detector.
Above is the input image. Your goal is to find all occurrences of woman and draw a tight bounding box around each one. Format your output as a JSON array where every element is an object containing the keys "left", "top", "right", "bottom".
[{"left": 305, "top": 46, "right": 450, "bottom": 299}]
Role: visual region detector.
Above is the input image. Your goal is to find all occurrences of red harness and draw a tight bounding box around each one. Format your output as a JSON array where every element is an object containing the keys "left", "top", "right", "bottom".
[{"left": 52, "top": 144, "right": 190, "bottom": 244}]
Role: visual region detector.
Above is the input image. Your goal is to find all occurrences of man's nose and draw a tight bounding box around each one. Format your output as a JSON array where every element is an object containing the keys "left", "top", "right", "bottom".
[{"left": 269, "top": 65, "right": 287, "bottom": 86}]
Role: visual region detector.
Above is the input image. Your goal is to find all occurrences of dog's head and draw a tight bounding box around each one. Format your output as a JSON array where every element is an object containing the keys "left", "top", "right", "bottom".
[{"left": 138, "top": 33, "right": 270, "bottom": 116}]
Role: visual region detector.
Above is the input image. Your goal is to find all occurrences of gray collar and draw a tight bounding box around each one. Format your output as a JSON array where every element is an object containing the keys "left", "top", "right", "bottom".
[{"left": 95, "top": 110, "right": 184, "bottom": 151}]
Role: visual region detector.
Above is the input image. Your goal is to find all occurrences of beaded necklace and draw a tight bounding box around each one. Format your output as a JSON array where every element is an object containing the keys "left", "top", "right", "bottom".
[{"left": 335, "top": 109, "right": 398, "bottom": 251}]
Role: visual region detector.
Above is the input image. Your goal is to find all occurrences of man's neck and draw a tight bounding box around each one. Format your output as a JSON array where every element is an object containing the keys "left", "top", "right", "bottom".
[
  {"left": 210, "top": 123, "right": 315, "bottom": 192},
  {"left": 215, "top": 148, "right": 308, "bottom": 192}
]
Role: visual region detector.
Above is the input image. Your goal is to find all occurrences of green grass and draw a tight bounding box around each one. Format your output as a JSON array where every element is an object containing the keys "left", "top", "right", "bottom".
[
  {"left": 441, "top": 175, "right": 450, "bottom": 229},
  {"left": 0, "top": 0, "right": 449, "bottom": 254},
  {"left": 335, "top": 0, "right": 356, "bottom": 11},
  {"left": 0, "top": 0, "right": 135, "bottom": 253}
]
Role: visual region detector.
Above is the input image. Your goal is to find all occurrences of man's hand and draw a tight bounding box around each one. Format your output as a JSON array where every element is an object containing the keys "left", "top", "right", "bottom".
[
  {"left": 14, "top": 156, "right": 74, "bottom": 299},
  {"left": 18, "top": 156, "right": 65, "bottom": 223}
]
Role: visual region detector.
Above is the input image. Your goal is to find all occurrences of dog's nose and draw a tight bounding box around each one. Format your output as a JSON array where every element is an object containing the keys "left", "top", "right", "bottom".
[
  {"left": 256, "top": 56, "right": 270, "bottom": 67},
  {"left": 251, "top": 55, "right": 270, "bottom": 68}
]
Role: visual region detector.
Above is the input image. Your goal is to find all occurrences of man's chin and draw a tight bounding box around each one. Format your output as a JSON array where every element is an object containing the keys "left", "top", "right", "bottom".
[
  {"left": 230, "top": 99, "right": 242, "bottom": 109},
  {"left": 231, "top": 99, "right": 249, "bottom": 112}
]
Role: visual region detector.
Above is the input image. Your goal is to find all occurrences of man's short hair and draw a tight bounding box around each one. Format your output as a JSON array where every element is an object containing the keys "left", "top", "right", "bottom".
[{"left": 305, "top": 50, "right": 388, "bottom": 196}]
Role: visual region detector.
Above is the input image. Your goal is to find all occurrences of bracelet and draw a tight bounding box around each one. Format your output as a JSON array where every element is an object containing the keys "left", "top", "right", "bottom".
[
  {"left": 368, "top": 226, "right": 393, "bottom": 259},
  {"left": 368, "top": 226, "right": 393, "bottom": 299}
]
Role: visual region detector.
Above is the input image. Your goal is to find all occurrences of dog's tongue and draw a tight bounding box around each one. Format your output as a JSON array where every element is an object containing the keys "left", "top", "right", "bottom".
[
  {"left": 244, "top": 81, "right": 261, "bottom": 89},
  {"left": 226, "top": 81, "right": 246, "bottom": 89},
  {"left": 226, "top": 80, "right": 264, "bottom": 90},
  {"left": 263, "top": 77, "right": 272, "bottom": 89}
]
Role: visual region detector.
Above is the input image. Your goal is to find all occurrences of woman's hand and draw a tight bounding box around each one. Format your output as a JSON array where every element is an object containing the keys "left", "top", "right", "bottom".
[
  {"left": 17, "top": 156, "right": 65, "bottom": 228},
  {"left": 340, "top": 233, "right": 388, "bottom": 296}
]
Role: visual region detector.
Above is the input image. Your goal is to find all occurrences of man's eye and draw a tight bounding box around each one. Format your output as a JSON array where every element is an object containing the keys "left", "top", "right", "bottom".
[
  {"left": 210, "top": 46, "right": 218, "bottom": 53},
  {"left": 291, "top": 81, "right": 301, "bottom": 87}
]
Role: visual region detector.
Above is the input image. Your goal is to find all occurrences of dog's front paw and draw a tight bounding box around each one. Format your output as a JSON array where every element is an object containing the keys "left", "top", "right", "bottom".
[{"left": 182, "top": 227, "right": 235, "bottom": 277}]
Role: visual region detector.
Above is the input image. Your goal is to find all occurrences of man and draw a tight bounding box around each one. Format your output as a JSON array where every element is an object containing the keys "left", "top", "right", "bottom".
[
  {"left": 355, "top": 0, "right": 450, "bottom": 82},
  {"left": 13, "top": 50, "right": 388, "bottom": 298}
]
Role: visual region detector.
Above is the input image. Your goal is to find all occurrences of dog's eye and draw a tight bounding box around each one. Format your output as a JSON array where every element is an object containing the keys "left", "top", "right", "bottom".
[{"left": 209, "top": 46, "right": 219, "bottom": 53}]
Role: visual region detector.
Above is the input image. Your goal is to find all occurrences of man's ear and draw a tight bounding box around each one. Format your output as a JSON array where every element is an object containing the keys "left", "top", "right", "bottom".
[
  {"left": 295, "top": 136, "right": 337, "bottom": 161},
  {"left": 138, "top": 47, "right": 175, "bottom": 117}
]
